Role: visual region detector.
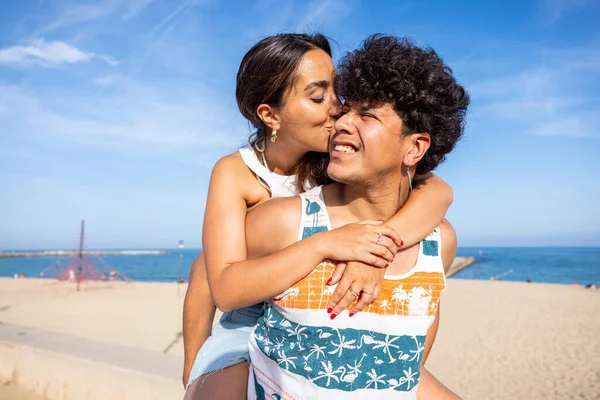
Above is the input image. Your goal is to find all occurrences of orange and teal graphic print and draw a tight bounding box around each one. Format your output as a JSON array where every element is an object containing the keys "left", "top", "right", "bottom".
[{"left": 249, "top": 186, "right": 446, "bottom": 400}]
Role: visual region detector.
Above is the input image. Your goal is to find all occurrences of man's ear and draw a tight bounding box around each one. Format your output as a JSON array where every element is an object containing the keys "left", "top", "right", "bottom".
[
  {"left": 256, "top": 103, "right": 281, "bottom": 132},
  {"left": 404, "top": 133, "right": 431, "bottom": 167}
]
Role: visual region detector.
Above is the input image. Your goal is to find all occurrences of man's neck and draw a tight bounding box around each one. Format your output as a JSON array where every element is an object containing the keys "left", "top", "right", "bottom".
[{"left": 329, "top": 175, "right": 411, "bottom": 223}]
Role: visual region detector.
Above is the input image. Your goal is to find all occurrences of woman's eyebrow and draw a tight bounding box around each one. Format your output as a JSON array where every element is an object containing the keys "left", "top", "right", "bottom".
[{"left": 304, "top": 80, "right": 328, "bottom": 91}]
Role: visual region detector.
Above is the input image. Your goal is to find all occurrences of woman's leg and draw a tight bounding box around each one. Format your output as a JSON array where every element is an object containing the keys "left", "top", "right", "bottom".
[{"left": 184, "top": 362, "right": 249, "bottom": 400}]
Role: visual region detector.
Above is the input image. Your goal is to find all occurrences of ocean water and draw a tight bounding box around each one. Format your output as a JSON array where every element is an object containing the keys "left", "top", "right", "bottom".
[
  {"left": 455, "top": 247, "right": 600, "bottom": 286},
  {"left": 0, "top": 249, "right": 201, "bottom": 283},
  {"left": 1, "top": 247, "right": 599, "bottom": 286}
]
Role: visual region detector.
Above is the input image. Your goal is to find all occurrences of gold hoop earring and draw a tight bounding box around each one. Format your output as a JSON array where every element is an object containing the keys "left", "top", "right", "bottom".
[{"left": 271, "top": 129, "right": 278, "bottom": 143}]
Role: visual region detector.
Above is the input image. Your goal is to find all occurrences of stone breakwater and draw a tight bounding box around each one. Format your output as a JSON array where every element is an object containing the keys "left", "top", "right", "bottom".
[
  {"left": 447, "top": 256, "right": 477, "bottom": 277},
  {"left": 0, "top": 250, "right": 167, "bottom": 258}
]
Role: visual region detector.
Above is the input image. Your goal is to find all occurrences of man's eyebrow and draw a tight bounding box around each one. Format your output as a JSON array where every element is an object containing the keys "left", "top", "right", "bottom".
[
  {"left": 304, "top": 80, "right": 328, "bottom": 91},
  {"left": 356, "top": 104, "right": 377, "bottom": 112}
]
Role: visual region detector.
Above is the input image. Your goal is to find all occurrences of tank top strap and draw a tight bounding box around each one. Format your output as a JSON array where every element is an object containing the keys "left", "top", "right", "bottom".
[
  {"left": 422, "top": 226, "right": 442, "bottom": 256},
  {"left": 297, "top": 186, "right": 331, "bottom": 241},
  {"left": 238, "top": 145, "right": 299, "bottom": 198},
  {"left": 413, "top": 225, "right": 446, "bottom": 277}
]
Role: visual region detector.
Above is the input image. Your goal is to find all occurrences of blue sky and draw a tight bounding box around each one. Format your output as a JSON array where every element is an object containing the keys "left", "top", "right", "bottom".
[{"left": 1, "top": 0, "right": 599, "bottom": 250}]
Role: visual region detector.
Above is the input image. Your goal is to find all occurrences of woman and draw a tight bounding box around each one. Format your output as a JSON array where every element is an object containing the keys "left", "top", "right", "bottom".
[{"left": 183, "top": 33, "right": 453, "bottom": 399}]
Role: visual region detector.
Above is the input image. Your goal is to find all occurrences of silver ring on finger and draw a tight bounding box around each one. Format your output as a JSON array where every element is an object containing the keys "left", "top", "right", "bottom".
[
  {"left": 348, "top": 287, "right": 361, "bottom": 297},
  {"left": 362, "top": 290, "right": 374, "bottom": 296},
  {"left": 376, "top": 232, "right": 383, "bottom": 246}
]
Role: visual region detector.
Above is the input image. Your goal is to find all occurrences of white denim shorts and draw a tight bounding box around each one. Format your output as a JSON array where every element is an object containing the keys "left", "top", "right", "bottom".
[{"left": 186, "top": 303, "right": 264, "bottom": 389}]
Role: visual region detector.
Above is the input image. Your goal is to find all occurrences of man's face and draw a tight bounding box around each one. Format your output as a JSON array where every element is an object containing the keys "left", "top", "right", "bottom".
[{"left": 327, "top": 101, "right": 407, "bottom": 186}]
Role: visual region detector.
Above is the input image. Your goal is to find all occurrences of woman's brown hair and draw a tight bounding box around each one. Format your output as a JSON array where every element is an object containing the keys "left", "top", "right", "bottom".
[{"left": 236, "top": 33, "right": 332, "bottom": 191}]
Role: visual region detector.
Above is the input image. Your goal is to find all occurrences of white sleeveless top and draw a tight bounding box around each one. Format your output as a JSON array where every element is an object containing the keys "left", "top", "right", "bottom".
[
  {"left": 239, "top": 145, "right": 312, "bottom": 198},
  {"left": 248, "top": 186, "right": 447, "bottom": 400}
]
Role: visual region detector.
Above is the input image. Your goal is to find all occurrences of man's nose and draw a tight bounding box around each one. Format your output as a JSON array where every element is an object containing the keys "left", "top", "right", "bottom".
[
  {"left": 334, "top": 112, "right": 355, "bottom": 135},
  {"left": 329, "top": 95, "right": 342, "bottom": 118}
]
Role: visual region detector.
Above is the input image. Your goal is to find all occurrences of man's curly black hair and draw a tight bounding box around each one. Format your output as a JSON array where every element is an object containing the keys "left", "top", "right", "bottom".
[{"left": 336, "top": 34, "right": 470, "bottom": 175}]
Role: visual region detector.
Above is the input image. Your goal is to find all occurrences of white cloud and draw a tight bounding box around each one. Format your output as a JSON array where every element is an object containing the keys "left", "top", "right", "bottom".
[
  {"left": 0, "top": 38, "right": 92, "bottom": 66},
  {"left": 36, "top": 0, "right": 122, "bottom": 35},
  {"left": 127, "top": 0, "right": 193, "bottom": 74},
  {"left": 0, "top": 78, "right": 247, "bottom": 157},
  {"left": 529, "top": 115, "right": 599, "bottom": 139},
  {"left": 93, "top": 74, "right": 121, "bottom": 87},
  {"left": 122, "top": 0, "right": 156, "bottom": 20},
  {"left": 98, "top": 54, "right": 120, "bottom": 66},
  {"left": 147, "top": 0, "right": 192, "bottom": 35},
  {"left": 294, "top": 0, "right": 352, "bottom": 31},
  {"left": 0, "top": 38, "right": 116, "bottom": 68},
  {"left": 468, "top": 46, "right": 599, "bottom": 139}
]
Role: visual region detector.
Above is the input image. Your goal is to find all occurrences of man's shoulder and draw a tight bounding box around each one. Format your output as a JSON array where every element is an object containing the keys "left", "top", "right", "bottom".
[
  {"left": 439, "top": 219, "right": 457, "bottom": 274},
  {"left": 246, "top": 196, "right": 303, "bottom": 257},
  {"left": 249, "top": 196, "right": 302, "bottom": 221}
]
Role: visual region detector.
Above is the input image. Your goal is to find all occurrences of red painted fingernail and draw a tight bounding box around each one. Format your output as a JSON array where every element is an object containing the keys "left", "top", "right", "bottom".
[
  {"left": 384, "top": 263, "right": 389, "bottom": 268},
  {"left": 330, "top": 313, "right": 337, "bottom": 320},
  {"left": 326, "top": 278, "right": 332, "bottom": 285},
  {"left": 327, "top": 307, "right": 333, "bottom": 313},
  {"left": 349, "top": 312, "right": 355, "bottom": 317},
  {"left": 400, "top": 240, "right": 404, "bottom": 247}
]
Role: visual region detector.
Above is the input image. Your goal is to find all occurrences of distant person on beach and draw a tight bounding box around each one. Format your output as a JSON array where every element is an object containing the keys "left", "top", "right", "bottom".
[
  {"left": 183, "top": 33, "right": 454, "bottom": 398},
  {"left": 215, "top": 35, "right": 468, "bottom": 398}
]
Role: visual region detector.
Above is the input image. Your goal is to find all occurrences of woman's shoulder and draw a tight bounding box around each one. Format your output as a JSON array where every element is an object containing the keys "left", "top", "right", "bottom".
[
  {"left": 211, "top": 151, "right": 251, "bottom": 180},
  {"left": 213, "top": 150, "right": 244, "bottom": 168},
  {"left": 210, "top": 151, "right": 268, "bottom": 205}
]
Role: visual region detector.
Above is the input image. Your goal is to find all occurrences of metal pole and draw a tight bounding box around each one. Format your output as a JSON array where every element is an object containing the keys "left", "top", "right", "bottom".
[
  {"left": 177, "top": 253, "right": 182, "bottom": 296},
  {"left": 77, "top": 219, "right": 84, "bottom": 291},
  {"left": 177, "top": 240, "right": 184, "bottom": 296}
]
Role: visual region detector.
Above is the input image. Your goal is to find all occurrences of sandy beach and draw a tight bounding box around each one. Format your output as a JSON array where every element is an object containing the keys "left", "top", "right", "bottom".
[
  {"left": 0, "top": 277, "right": 598, "bottom": 399},
  {"left": 0, "top": 382, "right": 48, "bottom": 400}
]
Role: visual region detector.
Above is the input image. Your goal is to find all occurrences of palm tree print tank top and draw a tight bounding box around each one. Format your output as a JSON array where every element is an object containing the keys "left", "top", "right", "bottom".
[{"left": 248, "top": 186, "right": 447, "bottom": 399}]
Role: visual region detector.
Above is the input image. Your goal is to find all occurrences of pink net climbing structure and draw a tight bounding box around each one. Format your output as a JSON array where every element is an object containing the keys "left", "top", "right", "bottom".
[{"left": 38, "top": 220, "right": 129, "bottom": 289}]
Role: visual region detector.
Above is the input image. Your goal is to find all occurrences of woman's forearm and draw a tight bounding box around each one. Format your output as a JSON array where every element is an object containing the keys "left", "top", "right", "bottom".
[
  {"left": 386, "top": 173, "right": 453, "bottom": 247},
  {"left": 206, "top": 194, "right": 401, "bottom": 313},
  {"left": 182, "top": 254, "right": 217, "bottom": 387},
  {"left": 209, "top": 233, "right": 326, "bottom": 312}
]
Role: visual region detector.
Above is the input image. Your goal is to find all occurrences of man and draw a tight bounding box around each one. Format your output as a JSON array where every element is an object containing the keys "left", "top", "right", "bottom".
[{"left": 243, "top": 35, "right": 469, "bottom": 399}]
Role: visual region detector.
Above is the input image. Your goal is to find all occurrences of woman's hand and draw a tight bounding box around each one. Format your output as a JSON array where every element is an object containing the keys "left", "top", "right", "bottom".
[
  {"left": 325, "top": 260, "right": 386, "bottom": 318},
  {"left": 318, "top": 221, "right": 402, "bottom": 268}
]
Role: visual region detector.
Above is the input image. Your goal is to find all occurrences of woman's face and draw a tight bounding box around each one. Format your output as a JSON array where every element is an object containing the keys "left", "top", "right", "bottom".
[{"left": 277, "top": 49, "right": 341, "bottom": 153}]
